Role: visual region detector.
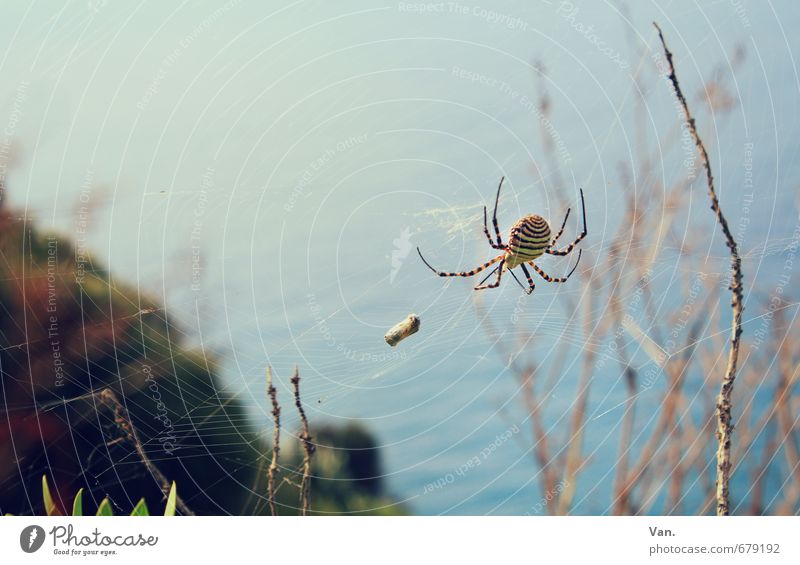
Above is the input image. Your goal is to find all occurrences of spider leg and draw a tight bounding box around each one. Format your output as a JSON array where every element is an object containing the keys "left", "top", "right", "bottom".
[
  {"left": 478, "top": 263, "right": 524, "bottom": 291},
  {"left": 547, "top": 188, "right": 587, "bottom": 256},
  {"left": 474, "top": 259, "right": 505, "bottom": 290},
  {"left": 477, "top": 264, "right": 500, "bottom": 286},
  {"left": 507, "top": 268, "right": 527, "bottom": 291},
  {"left": 550, "top": 206, "right": 571, "bottom": 247},
  {"left": 417, "top": 247, "right": 504, "bottom": 277},
  {"left": 483, "top": 206, "right": 505, "bottom": 249},
  {"left": 530, "top": 248, "right": 582, "bottom": 283},
  {"left": 519, "top": 263, "right": 536, "bottom": 295},
  {"left": 489, "top": 176, "right": 505, "bottom": 246}
]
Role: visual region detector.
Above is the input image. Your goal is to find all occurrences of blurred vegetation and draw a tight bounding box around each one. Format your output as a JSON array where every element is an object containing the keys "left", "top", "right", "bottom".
[
  {"left": 0, "top": 188, "right": 403, "bottom": 516},
  {"left": 7, "top": 476, "right": 180, "bottom": 516},
  {"left": 265, "top": 423, "right": 403, "bottom": 515}
]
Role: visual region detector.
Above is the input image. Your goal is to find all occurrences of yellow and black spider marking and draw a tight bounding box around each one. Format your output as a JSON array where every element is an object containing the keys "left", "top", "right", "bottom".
[
  {"left": 417, "top": 176, "right": 586, "bottom": 295},
  {"left": 506, "top": 215, "right": 551, "bottom": 268}
]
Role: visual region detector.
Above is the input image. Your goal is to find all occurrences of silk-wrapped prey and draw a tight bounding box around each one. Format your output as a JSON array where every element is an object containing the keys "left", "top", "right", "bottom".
[{"left": 384, "top": 314, "right": 420, "bottom": 347}]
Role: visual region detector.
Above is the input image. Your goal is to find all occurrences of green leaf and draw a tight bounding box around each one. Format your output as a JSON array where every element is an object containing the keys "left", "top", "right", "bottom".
[
  {"left": 72, "top": 488, "right": 84, "bottom": 516},
  {"left": 42, "top": 475, "right": 61, "bottom": 516},
  {"left": 130, "top": 498, "right": 150, "bottom": 516},
  {"left": 164, "top": 482, "right": 177, "bottom": 516},
  {"left": 96, "top": 498, "right": 114, "bottom": 516}
]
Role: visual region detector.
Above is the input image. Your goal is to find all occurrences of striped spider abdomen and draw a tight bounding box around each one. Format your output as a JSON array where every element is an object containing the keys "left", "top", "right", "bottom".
[{"left": 505, "top": 215, "right": 551, "bottom": 268}]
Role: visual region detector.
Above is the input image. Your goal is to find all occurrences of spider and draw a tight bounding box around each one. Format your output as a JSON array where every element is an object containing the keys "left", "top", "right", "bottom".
[{"left": 417, "top": 177, "right": 586, "bottom": 295}]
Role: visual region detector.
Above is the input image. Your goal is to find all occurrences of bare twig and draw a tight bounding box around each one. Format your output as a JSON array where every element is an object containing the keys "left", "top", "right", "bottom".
[
  {"left": 612, "top": 311, "right": 638, "bottom": 516},
  {"left": 774, "top": 310, "right": 800, "bottom": 513},
  {"left": 654, "top": 22, "right": 745, "bottom": 516},
  {"left": 98, "top": 388, "right": 195, "bottom": 516},
  {"left": 556, "top": 285, "right": 596, "bottom": 515},
  {"left": 519, "top": 368, "right": 558, "bottom": 513},
  {"left": 291, "top": 367, "right": 315, "bottom": 515},
  {"left": 266, "top": 366, "right": 281, "bottom": 516}
]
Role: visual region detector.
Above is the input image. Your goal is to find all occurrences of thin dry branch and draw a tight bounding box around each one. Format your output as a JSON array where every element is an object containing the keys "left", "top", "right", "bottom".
[
  {"left": 519, "top": 368, "right": 558, "bottom": 513},
  {"left": 291, "top": 367, "right": 315, "bottom": 515},
  {"left": 611, "top": 311, "right": 638, "bottom": 516},
  {"left": 98, "top": 388, "right": 195, "bottom": 516},
  {"left": 654, "top": 22, "right": 745, "bottom": 517},
  {"left": 266, "top": 366, "right": 281, "bottom": 516},
  {"left": 774, "top": 310, "right": 800, "bottom": 513},
  {"left": 556, "top": 284, "right": 596, "bottom": 515}
]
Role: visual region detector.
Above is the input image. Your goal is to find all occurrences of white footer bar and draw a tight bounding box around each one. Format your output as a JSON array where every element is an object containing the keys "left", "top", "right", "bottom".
[{"left": 2, "top": 516, "right": 798, "bottom": 564}]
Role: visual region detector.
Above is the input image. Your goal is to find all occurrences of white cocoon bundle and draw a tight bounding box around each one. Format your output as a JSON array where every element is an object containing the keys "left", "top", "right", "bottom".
[{"left": 384, "top": 314, "right": 420, "bottom": 347}]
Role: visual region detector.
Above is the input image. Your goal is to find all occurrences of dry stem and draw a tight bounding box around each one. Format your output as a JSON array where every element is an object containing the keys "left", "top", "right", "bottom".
[
  {"left": 266, "top": 366, "right": 281, "bottom": 516},
  {"left": 98, "top": 388, "right": 195, "bottom": 516},
  {"left": 654, "top": 22, "right": 744, "bottom": 516},
  {"left": 291, "top": 367, "right": 315, "bottom": 515}
]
